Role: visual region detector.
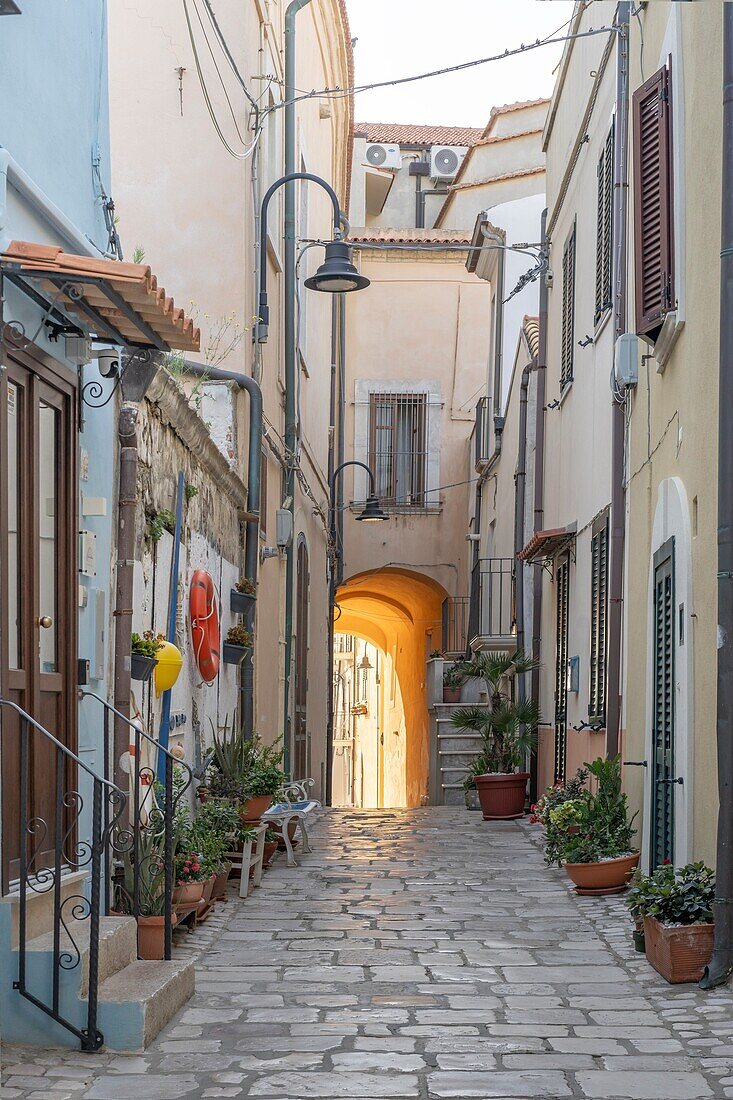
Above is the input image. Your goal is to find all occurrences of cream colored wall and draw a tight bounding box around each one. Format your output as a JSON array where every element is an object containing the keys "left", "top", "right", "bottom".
[
  {"left": 535, "top": 2, "right": 617, "bottom": 794},
  {"left": 342, "top": 251, "right": 491, "bottom": 600},
  {"left": 623, "top": 1, "right": 722, "bottom": 867},
  {"left": 108, "top": 0, "right": 351, "bottom": 797},
  {"left": 443, "top": 172, "right": 546, "bottom": 232}
]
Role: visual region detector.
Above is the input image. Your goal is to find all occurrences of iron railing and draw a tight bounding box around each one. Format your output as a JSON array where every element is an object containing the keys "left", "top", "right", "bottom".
[
  {"left": 468, "top": 557, "right": 516, "bottom": 647},
  {"left": 441, "top": 596, "right": 470, "bottom": 657},
  {"left": 0, "top": 698, "right": 128, "bottom": 1052},
  {"left": 82, "top": 692, "right": 193, "bottom": 962}
]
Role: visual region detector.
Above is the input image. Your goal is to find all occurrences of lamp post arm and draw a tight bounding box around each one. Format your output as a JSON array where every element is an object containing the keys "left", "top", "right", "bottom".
[
  {"left": 258, "top": 172, "right": 343, "bottom": 338},
  {"left": 330, "top": 459, "right": 376, "bottom": 500}
]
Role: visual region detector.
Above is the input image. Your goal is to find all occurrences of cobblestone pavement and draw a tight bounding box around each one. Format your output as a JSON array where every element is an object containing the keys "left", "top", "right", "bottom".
[{"left": 4, "top": 807, "right": 733, "bottom": 1098}]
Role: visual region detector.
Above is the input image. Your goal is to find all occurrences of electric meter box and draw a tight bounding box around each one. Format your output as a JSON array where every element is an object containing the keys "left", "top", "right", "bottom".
[
  {"left": 615, "top": 333, "right": 639, "bottom": 387},
  {"left": 276, "top": 508, "right": 293, "bottom": 548}
]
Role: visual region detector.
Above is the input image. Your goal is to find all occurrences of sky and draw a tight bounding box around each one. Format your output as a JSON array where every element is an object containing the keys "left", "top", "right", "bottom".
[{"left": 346, "top": 0, "right": 576, "bottom": 128}]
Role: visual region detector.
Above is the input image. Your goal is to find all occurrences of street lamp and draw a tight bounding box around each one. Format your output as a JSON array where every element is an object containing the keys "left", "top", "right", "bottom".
[
  {"left": 330, "top": 460, "right": 388, "bottom": 525},
  {"left": 257, "top": 171, "right": 369, "bottom": 342}
]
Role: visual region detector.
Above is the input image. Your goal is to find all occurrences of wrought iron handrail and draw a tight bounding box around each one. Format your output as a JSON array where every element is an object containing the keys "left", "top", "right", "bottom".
[
  {"left": 81, "top": 692, "right": 194, "bottom": 962},
  {"left": 441, "top": 596, "right": 470, "bottom": 657},
  {"left": 0, "top": 698, "right": 127, "bottom": 1052},
  {"left": 469, "top": 557, "right": 516, "bottom": 644}
]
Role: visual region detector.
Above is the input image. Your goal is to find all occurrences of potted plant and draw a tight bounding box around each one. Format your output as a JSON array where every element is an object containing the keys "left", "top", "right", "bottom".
[
  {"left": 546, "top": 757, "right": 639, "bottom": 895},
  {"left": 222, "top": 624, "right": 253, "bottom": 665},
  {"left": 626, "top": 869, "right": 650, "bottom": 952},
  {"left": 531, "top": 767, "right": 589, "bottom": 864},
  {"left": 231, "top": 577, "right": 256, "bottom": 614},
  {"left": 173, "top": 850, "right": 208, "bottom": 907},
  {"left": 627, "top": 862, "right": 715, "bottom": 982},
  {"left": 115, "top": 829, "right": 177, "bottom": 961},
  {"left": 443, "top": 663, "right": 464, "bottom": 704},
  {"left": 462, "top": 757, "right": 486, "bottom": 811},
  {"left": 449, "top": 651, "right": 539, "bottom": 820},
  {"left": 207, "top": 727, "right": 286, "bottom": 822},
  {"left": 130, "top": 631, "right": 163, "bottom": 682},
  {"left": 263, "top": 827, "right": 280, "bottom": 868}
]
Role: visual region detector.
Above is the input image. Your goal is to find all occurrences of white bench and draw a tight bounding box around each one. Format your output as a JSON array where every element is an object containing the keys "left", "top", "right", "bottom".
[
  {"left": 225, "top": 822, "right": 267, "bottom": 897},
  {"left": 261, "top": 779, "right": 320, "bottom": 867}
]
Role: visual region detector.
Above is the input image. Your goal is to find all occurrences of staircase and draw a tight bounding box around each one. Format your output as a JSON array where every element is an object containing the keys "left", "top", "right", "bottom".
[{"left": 434, "top": 705, "right": 483, "bottom": 805}]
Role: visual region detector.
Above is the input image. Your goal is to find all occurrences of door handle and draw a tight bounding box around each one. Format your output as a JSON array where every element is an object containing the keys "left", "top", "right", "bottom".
[
  {"left": 623, "top": 760, "right": 648, "bottom": 767},
  {"left": 656, "top": 776, "right": 684, "bottom": 785},
  {"left": 37, "top": 615, "right": 53, "bottom": 629}
]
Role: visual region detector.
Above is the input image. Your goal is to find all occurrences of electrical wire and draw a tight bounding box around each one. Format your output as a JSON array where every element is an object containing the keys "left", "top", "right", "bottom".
[
  {"left": 190, "top": 0, "right": 249, "bottom": 146},
  {"left": 200, "top": 0, "right": 259, "bottom": 114},
  {"left": 269, "top": 24, "right": 619, "bottom": 113}
]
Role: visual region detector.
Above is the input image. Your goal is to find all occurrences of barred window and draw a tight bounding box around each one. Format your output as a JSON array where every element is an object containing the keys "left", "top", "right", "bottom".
[
  {"left": 368, "top": 392, "right": 427, "bottom": 508},
  {"left": 561, "top": 223, "right": 576, "bottom": 390},
  {"left": 595, "top": 123, "right": 614, "bottom": 324},
  {"left": 589, "top": 514, "right": 609, "bottom": 724}
]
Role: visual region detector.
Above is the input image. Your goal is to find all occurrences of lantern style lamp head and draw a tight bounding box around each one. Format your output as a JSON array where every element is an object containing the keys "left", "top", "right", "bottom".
[
  {"left": 305, "top": 240, "right": 370, "bottom": 294},
  {"left": 356, "top": 494, "right": 388, "bottom": 523},
  {"left": 359, "top": 653, "right": 373, "bottom": 671}
]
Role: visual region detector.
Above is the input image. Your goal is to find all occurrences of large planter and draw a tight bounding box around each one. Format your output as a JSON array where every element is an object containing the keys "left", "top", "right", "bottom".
[
  {"left": 643, "top": 915, "right": 714, "bottom": 983},
  {"left": 212, "top": 862, "right": 232, "bottom": 900},
  {"left": 137, "top": 913, "right": 177, "bottom": 961},
  {"left": 173, "top": 881, "right": 205, "bottom": 907},
  {"left": 443, "top": 686, "right": 462, "bottom": 704},
  {"left": 475, "top": 772, "right": 529, "bottom": 820},
  {"left": 563, "top": 851, "right": 640, "bottom": 896},
  {"left": 464, "top": 787, "right": 481, "bottom": 812},
  {"left": 231, "top": 588, "right": 256, "bottom": 614},
  {"left": 130, "top": 653, "right": 158, "bottom": 682},
  {"left": 239, "top": 793, "right": 272, "bottom": 823},
  {"left": 263, "top": 838, "right": 279, "bottom": 867},
  {"left": 202, "top": 873, "right": 217, "bottom": 905},
  {"left": 223, "top": 642, "right": 251, "bottom": 666}
]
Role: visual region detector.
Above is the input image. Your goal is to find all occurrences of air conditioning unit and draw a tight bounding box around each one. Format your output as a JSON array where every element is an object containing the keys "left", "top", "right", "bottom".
[
  {"left": 364, "top": 143, "right": 402, "bottom": 170},
  {"left": 430, "top": 145, "right": 467, "bottom": 180}
]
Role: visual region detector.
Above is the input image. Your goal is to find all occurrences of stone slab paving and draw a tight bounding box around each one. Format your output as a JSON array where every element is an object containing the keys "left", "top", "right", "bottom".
[{"left": 3, "top": 808, "right": 733, "bottom": 1098}]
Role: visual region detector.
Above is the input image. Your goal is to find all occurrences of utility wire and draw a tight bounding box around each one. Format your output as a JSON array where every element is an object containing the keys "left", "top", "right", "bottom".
[
  {"left": 190, "top": 0, "right": 249, "bottom": 146},
  {"left": 200, "top": 0, "right": 259, "bottom": 115},
  {"left": 269, "top": 24, "right": 618, "bottom": 112}
]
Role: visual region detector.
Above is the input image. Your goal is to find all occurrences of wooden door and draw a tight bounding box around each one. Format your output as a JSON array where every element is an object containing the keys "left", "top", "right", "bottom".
[
  {"left": 1, "top": 348, "right": 77, "bottom": 890},
  {"left": 651, "top": 538, "right": 676, "bottom": 869}
]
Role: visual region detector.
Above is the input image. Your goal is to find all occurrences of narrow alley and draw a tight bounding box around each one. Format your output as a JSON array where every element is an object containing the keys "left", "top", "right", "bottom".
[{"left": 3, "top": 809, "right": 732, "bottom": 1099}]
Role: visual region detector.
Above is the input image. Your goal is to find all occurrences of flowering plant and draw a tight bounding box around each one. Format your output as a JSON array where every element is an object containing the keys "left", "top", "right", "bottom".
[
  {"left": 175, "top": 851, "right": 208, "bottom": 884},
  {"left": 542, "top": 757, "right": 636, "bottom": 866}
]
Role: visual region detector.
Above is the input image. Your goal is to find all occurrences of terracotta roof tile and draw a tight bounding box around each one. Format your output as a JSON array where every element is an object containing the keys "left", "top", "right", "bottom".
[
  {"left": 2, "top": 241, "right": 200, "bottom": 351},
  {"left": 349, "top": 227, "right": 472, "bottom": 247},
  {"left": 356, "top": 122, "right": 483, "bottom": 146},
  {"left": 479, "top": 97, "right": 551, "bottom": 139},
  {"left": 448, "top": 164, "right": 545, "bottom": 191}
]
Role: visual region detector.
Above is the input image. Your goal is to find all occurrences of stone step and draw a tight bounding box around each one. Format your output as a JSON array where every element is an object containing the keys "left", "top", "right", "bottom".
[
  {"left": 4, "top": 869, "right": 90, "bottom": 948},
  {"left": 97, "top": 958, "right": 195, "bottom": 1050},
  {"left": 25, "top": 915, "right": 137, "bottom": 995},
  {"left": 438, "top": 736, "right": 482, "bottom": 753}
]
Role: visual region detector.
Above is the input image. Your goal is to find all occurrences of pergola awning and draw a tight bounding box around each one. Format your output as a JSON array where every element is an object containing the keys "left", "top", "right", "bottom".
[
  {"left": 518, "top": 526, "right": 576, "bottom": 563},
  {"left": 1, "top": 241, "right": 200, "bottom": 352}
]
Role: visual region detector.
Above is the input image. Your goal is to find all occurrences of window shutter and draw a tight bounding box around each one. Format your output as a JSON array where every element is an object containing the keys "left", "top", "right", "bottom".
[
  {"left": 633, "top": 64, "right": 674, "bottom": 341},
  {"left": 589, "top": 518, "right": 608, "bottom": 723},
  {"left": 595, "top": 124, "right": 615, "bottom": 324},
  {"left": 561, "top": 225, "right": 576, "bottom": 388}
]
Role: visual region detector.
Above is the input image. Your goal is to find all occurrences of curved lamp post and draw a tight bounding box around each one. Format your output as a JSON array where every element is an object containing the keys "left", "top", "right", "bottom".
[
  {"left": 330, "top": 460, "right": 388, "bottom": 526},
  {"left": 257, "top": 171, "right": 369, "bottom": 343}
]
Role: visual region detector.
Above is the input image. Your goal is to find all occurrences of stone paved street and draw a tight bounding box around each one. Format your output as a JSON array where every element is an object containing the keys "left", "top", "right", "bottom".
[{"left": 4, "top": 808, "right": 733, "bottom": 1098}]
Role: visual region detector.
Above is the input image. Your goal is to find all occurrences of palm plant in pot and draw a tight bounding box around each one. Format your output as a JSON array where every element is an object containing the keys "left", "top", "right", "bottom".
[
  {"left": 545, "top": 756, "right": 639, "bottom": 895},
  {"left": 443, "top": 664, "right": 464, "bottom": 704},
  {"left": 450, "top": 651, "right": 539, "bottom": 820},
  {"left": 626, "top": 862, "right": 715, "bottom": 982}
]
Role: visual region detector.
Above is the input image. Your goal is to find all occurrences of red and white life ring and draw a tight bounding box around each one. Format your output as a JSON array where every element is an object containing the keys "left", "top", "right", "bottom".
[{"left": 190, "top": 570, "right": 220, "bottom": 683}]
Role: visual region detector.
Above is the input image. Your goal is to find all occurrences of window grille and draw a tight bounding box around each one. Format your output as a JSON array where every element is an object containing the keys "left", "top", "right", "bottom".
[
  {"left": 595, "top": 123, "right": 615, "bottom": 324},
  {"left": 561, "top": 225, "right": 576, "bottom": 390},
  {"left": 589, "top": 516, "right": 609, "bottom": 723},
  {"left": 368, "top": 392, "right": 428, "bottom": 508}
]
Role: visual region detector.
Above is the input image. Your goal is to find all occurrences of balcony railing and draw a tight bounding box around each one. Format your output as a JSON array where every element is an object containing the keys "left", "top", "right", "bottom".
[
  {"left": 441, "top": 596, "right": 470, "bottom": 657},
  {"left": 468, "top": 557, "right": 517, "bottom": 651}
]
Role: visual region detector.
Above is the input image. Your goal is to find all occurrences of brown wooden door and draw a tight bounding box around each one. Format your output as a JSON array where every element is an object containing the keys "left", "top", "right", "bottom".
[{"left": 1, "top": 348, "right": 77, "bottom": 890}]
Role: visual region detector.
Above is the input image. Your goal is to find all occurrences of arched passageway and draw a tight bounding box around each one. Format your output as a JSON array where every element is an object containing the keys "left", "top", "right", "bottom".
[{"left": 332, "top": 568, "right": 447, "bottom": 808}]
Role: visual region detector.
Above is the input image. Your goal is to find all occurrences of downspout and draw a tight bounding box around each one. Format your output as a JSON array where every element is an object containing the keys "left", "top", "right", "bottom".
[
  {"left": 514, "top": 360, "right": 535, "bottom": 660},
  {"left": 481, "top": 225, "right": 506, "bottom": 456},
  {"left": 529, "top": 209, "right": 549, "bottom": 804},
  {"left": 183, "top": 360, "right": 263, "bottom": 738},
  {"left": 606, "top": 1, "right": 631, "bottom": 761},
  {"left": 337, "top": 293, "right": 346, "bottom": 585},
  {"left": 283, "top": 0, "right": 313, "bottom": 775},
  {"left": 700, "top": 0, "right": 733, "bottom": 990},
  {"left": 113, "top": 404, "right": 138, "bottom": 793},
  {"left": 325, "top": 297, "right": 338, "bottom": 805}
]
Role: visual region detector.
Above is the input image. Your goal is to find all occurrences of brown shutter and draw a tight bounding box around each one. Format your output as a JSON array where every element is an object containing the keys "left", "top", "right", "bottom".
[
  {"left": 633, "top": 64, "right": 674, "bottom": 340},
  {"left": 594, "top": 123, "right": 615, "bottom": 324},
  {"left": 561, "top": 224, "right": 576, "bottom": 388}
]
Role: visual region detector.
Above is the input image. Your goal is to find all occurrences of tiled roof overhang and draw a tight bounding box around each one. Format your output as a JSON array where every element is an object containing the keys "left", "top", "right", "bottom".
[
  {"left": 518, "top": 526, "right": 576, "bottom": 563},
  {"left": 1, "top": 241, "right": 200, "bottom": 352}
]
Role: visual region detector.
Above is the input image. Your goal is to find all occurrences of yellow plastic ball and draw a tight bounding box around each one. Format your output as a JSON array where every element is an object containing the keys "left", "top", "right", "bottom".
[{"left": 154, "top": 640, "right": 183, "bottom": 696}]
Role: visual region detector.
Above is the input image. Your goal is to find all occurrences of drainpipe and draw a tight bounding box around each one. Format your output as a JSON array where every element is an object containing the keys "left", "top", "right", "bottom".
[
  {"left": 514, "top": 360, "right": 535, "bottom": 661},
  {"left": 184, "top": 360, "right": 263, "bottom": 738},
  {"left": 701, "top": 1, "right": 733, "bottom": 991},
  {"left": 325, "top": 297, "right": 338, "bottom": 805},
  {"left": 113, "top": 404, "right": 138, "bottom": 793},
  {"left": 606, "top": 1, "right": 631, "bottom": 761},
  {"left": 283, "top": 0, "right": 313, "bottom": 774},
  {"left": 481, "top": 225, "right": 506, "bottom": 446},
  {"left": 337, "top": 294, "right": 346, "bottom": 585},
  {"left": 529, "top": 209, "right": 549, "bottom": 804}
]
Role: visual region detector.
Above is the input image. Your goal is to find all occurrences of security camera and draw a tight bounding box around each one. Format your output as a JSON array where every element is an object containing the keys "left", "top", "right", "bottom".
[{"left": 95, "top": 348, "right": 120, "bottom": 378}]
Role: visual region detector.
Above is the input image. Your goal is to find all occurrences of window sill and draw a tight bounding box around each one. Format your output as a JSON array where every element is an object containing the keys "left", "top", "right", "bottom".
[
  {"left": 594, "top": 307, "right": 612, "bottom": 341},
  {"left": 652, "top": 312, "right": 684, "bottom": 374},
  {"left": 558, "top": 379, "right": 573, "bottom": 406}
]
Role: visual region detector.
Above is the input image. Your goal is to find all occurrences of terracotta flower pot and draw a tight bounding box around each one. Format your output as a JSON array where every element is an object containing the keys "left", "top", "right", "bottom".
[
  {"left": 643, "top": 915, "right": 714, "bottom": 983},
  {"left": 276, "top": 820, "right": 299, "bottom": 851},
  {"left": 212, "top": 862, "right": 232, "bottom": 900},
  {"left": 443, "top": 686, "right": 462, "bottom": 703},
  {"left": 137, "top": 912, "right": 177, "bottom": 961},
  {"left": 239, "top": 793, "right": 272, "bottom": 823},
  {"left": 475, "top": 772, "right": 529, "bottom": 820},
  {"left": 202, "top": 874, "right": 217, "bottom": 904},
  {"left": 196, "top": 785, "right": 209, "bottom": 803},
  {"left": 173, "top": 880, "right": 205, "bottom": 906},
  {"left": 563, "top": 851, "right": 640, "bottom": 895},
  {"left": 263, "top": 839, "right": 279, "bottom": 867}
]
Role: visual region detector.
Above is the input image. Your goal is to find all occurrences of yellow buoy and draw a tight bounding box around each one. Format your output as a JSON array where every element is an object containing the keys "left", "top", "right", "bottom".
[{"left": 154, "top": 640, "right": 183, "bottom": 696}]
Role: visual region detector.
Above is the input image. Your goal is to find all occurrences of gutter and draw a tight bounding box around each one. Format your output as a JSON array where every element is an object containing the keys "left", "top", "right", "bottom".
[
  {"left": 0, "top": 146, "right": 97, "bottom": 255},
  {"left": 701, "top": 1, "right": 733, "bottom": 990}
]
